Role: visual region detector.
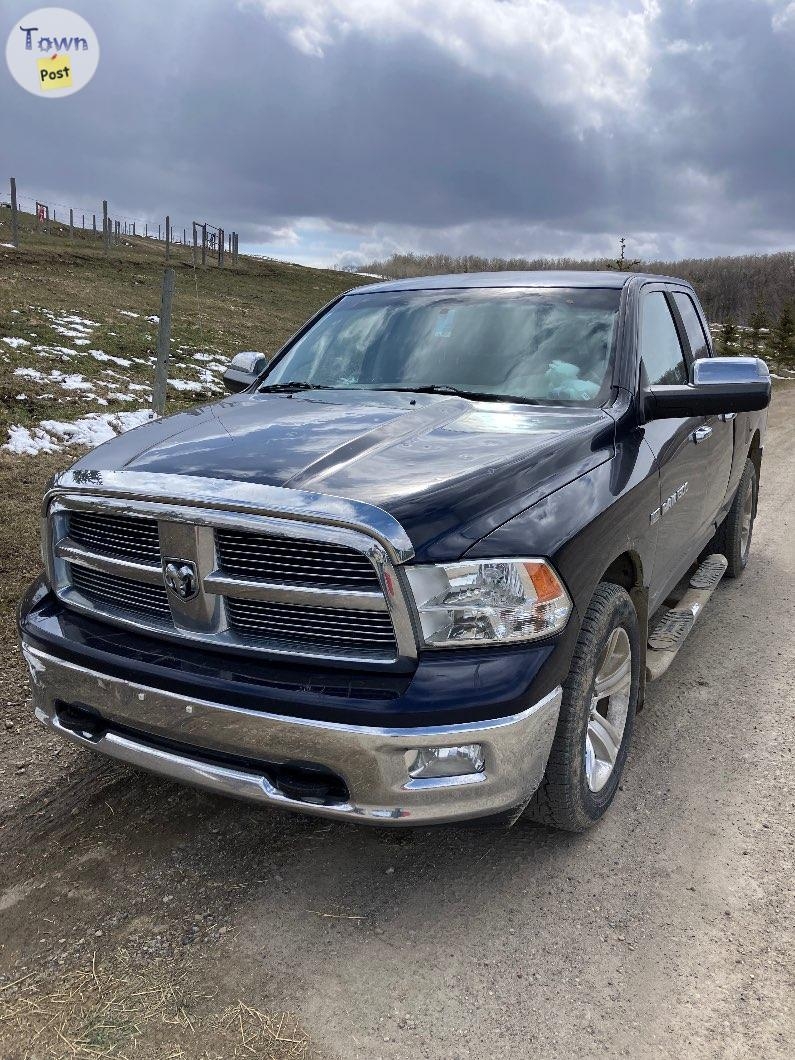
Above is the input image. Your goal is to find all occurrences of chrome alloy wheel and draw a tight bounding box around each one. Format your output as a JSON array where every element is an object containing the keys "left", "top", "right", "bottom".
[
  {"left": 584, "top": 626, "right": 632, "bottom": 793},
  {"left": 740, "top": 478, "right": 754, "bottom": 559}
]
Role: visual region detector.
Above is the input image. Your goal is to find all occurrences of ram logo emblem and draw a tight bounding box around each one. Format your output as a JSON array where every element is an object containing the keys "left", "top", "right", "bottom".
[{"left": 164, "top": 560, "right": 199, "bottom": 601}]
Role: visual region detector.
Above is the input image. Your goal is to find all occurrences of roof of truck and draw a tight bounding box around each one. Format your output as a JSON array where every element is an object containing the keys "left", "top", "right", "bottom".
[{"left": 348, "top": 270, "right": 686, "bottom": 294}]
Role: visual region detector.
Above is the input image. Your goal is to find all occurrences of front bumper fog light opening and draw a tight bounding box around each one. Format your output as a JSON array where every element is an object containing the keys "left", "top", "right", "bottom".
[{"left": 405, "top": 744, "right": 485, "bottom": 780}]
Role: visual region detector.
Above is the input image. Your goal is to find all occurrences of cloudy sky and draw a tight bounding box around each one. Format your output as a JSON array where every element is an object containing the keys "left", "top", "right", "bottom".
[{"left": 3, "top": 0, "right": 795, "bottom": 266}]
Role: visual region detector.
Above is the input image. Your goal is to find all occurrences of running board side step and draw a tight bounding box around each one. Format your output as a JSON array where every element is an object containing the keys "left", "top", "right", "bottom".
[{"left": 646, "top": 554, "right": 728, "bottom": 681}]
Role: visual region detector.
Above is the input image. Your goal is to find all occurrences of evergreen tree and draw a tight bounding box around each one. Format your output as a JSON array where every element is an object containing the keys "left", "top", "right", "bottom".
[
  {"left": 773, "top": 302, "right": 795, "bottom": 366},
  {"left": 719, "top": 317, "right": 738, "bottom": 356},
  {"left": 747, "top": 298, "right": 768, "bottom": 355}
]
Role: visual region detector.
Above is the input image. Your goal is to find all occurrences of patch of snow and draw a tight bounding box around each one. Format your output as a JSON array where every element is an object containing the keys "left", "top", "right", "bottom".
[
  {"left": 168, "top": 378, "right": 206, "bottom": 392},
  {"left": 53, "top": 327, "right": 91, "bottom": 339},
  {"left": 4, "top": 425, "right": 59, "bottom": 455},
  {"left": 14, "top": 367, "right": 96, "bottom": 392},
  {"left": 15, "top": 394, "right": 27, "bottom": 400},
  {"left": 2, "top": 409, "right": 157, "bottom": 455},
  {"left": 146, "top": 315, "right": 159, "bottom": 324},
  {"left": 3, "top": 336, "right": 30, "bottom": 348},
  {"left": 32, "top": 344, "right": 77, "bottom": 359},
  {"left": 14, "top": 367, "right": 45, "bottom": 382},
  {"left": 90, "top": 350, "right": 132, "bottom": 367},
  {"left": 0, "top": 242, "right": 16, "bottom": 249},
  {"left": 118, "top": 310, "right": 140, "bottom": 318},
  {"left": 73, "top": 338, "right": 90, "bottom": 346}
]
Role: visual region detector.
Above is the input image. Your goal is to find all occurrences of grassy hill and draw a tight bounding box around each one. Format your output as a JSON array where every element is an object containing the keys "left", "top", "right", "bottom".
[{"left": 0, "top": 207, "right": 369, "bottom": 443}]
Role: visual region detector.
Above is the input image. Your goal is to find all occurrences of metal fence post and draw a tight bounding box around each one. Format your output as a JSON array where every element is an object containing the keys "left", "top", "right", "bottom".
[
  {"left": 165, "top": 215, "right": 170, "bottom": 261},
  {"left": 201, "top": 223, "right": 207, "bottom": 265},
  {"left": 69, "top": 208, "right": 73, "bottom": 242},
  {"left": 102, "top": 200, "right": 109, "bottom": 254},
  {"left": 152, "top": 267, "right": 175, "bottom": 417},
  {"left": 9, "top": 178, "right": 19, "bottom": 248}
]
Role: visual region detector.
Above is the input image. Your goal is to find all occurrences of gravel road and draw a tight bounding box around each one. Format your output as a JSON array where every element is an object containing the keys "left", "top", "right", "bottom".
[{"left": 1, "top": 388, "right": 793, "bottom": 1060}]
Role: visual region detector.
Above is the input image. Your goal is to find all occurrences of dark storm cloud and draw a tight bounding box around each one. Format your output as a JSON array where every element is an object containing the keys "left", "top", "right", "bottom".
[{"left": 2, "top": 0, "right": 794, "bottom": 264}]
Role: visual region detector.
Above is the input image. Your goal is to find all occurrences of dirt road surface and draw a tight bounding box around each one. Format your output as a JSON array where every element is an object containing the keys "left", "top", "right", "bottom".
[{"left": 1, "top": 389, "right": 793, "bottom": 1059}]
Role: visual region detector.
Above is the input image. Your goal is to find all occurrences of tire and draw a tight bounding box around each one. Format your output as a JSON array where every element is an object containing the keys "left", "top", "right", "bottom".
[
  {"left": 525, "top": 583, "right": 641, "bottom": 832},
  {"left": 716, "top": 459, "right": 757, "bottom": 579}
]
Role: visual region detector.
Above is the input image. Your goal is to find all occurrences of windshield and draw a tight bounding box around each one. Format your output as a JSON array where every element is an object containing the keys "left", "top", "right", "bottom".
[{"left": 261, "top": 287, "right": 620, "bottom": 405}]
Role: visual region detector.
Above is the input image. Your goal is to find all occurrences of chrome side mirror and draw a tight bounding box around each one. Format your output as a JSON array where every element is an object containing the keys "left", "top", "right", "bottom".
[
  {"left": 223, "top": 351, "right": 268, "bottom": 393},
  {"left": 644, "top": 356, "right": 771, "bottom": 419}
]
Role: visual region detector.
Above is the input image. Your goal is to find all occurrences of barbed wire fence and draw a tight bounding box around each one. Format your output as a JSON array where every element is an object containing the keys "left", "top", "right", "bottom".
[{"left": 4, "top": 176, "right": 240, "bottom": 267}]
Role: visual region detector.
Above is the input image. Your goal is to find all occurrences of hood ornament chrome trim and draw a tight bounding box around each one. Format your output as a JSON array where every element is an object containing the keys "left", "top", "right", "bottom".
[{"left": 44, "top": 469, "right": 415, "bottom": 564}]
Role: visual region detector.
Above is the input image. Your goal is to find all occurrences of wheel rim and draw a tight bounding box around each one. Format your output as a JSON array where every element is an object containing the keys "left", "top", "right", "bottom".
[
  {"left": 740, "top": 479, "right": 754, "bottom": 559},
  {"left": 585, "top": 626, "right": 632, "bottom": 793}
]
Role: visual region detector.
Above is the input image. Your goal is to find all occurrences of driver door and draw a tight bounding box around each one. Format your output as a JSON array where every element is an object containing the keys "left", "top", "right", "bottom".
[{"left": 640, "top": 288, "right": 710, "bottom": 607}]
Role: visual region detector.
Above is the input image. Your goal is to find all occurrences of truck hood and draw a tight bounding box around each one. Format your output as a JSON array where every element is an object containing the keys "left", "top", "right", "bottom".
[{"left": 71, "top": 390, "right": 615, "bottom": 561}]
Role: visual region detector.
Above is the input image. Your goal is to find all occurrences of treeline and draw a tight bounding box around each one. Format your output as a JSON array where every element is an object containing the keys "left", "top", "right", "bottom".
[{"left": 356, "top": 250, "right": 795, "bottom": 327}]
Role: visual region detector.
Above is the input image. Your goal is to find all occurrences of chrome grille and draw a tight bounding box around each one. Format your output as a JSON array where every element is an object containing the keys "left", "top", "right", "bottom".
[
  {"left": 68, "top": 511, "right": 160, "bottom": 565},
  {"left": 227, "top": 597, "right": 397, "bottom": 654},
  {"left": 50, "top": 495, "right": 410, "bottom": 665},
  {"left": 215, "top": 528, "right": 380, "bottom": 589},
  {"left": 69, "top": 563, "right": 171, "bottom": 617}
]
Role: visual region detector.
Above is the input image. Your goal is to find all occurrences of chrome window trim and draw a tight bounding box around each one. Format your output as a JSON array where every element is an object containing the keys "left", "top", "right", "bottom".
[{"left": 44, "top": 481, "right": 419, "bottom": 667}]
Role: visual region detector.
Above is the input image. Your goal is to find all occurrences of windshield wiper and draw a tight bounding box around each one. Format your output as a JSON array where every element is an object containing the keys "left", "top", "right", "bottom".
[
  {"left": 259, "top": 381, "right": 338, "bottom": 393},
  {"left": 369, "top": 384, "right": 541, "bottom": 405}
]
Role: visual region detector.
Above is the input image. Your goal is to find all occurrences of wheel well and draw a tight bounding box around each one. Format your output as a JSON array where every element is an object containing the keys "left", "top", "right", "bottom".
[
  {"left": 749, "top": 429, "right": 762, "bottom": 478},
  {"left": 601, "top": 551, "right": 642, "bottom": 593},
  {"left": 600, "top": 551, "right": 648, "bottom": 708}
]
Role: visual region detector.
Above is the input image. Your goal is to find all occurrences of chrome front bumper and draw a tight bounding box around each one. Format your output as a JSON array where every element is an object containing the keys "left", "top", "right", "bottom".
[{"left": 22, "top": 642, "right": 562, "bottom": 826}]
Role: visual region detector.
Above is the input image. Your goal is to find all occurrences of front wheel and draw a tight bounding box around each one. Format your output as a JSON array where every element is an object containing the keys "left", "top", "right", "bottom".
[
  {"left": 717, "top": 459, "right": 757, "bottom": 578},
  {"left": 525, "top": 582, "right": 640, "bottom": 832}
]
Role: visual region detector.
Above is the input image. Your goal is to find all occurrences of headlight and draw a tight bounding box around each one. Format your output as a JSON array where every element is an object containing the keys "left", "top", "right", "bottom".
[{"left": 405, "top": 559, "right": 571, "bottom": 647}]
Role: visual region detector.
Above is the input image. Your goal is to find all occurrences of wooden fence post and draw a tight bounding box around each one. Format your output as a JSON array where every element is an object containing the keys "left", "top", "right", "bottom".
[
  {"left": 192, "top": 222, "right": 197, "bottom": 266},
  {"left": 102, "top": 200, "right": 109, "bottom": 254},
  {"left": 69, "top": 208, "right": 73, "bottom": 242},
  {"left": 92, "top": 213, "right": 96, "bottom": 235},
  {"left": 9, "top": 178, "right": 19, "bottom": 248},
  {"left": 132, "top": 222, "right": 136, "bottom": 237},
  {"left": 82, "top": 213, "right": 85, "bottom": 229},
  {"left": 152, "top": 268, "right": 175, "bottom": 416},
  {"left": 165, "top": 215, "right": 170, "bottom": 261}
]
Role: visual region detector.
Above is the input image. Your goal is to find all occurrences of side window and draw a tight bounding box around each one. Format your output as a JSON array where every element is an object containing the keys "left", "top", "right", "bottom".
[
  {"left": 640, "top": 292, "right": 688, "bottom": 385},
  {"left": 672, "top": 292, "right": 710, "bottom": 359}
]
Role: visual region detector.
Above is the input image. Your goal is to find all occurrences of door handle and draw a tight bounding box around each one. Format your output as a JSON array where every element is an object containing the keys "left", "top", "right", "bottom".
[
  {"left": 720, "top": 412, "right": 737, "bottom": 422},
  {"left": 691, "top": 425, "right": 713, "bottom": 443}
]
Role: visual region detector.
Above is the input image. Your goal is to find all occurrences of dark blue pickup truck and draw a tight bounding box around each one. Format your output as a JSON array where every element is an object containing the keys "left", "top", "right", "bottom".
[{"left": 18, "top": 271, "right": 771, "bottom": 830}]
